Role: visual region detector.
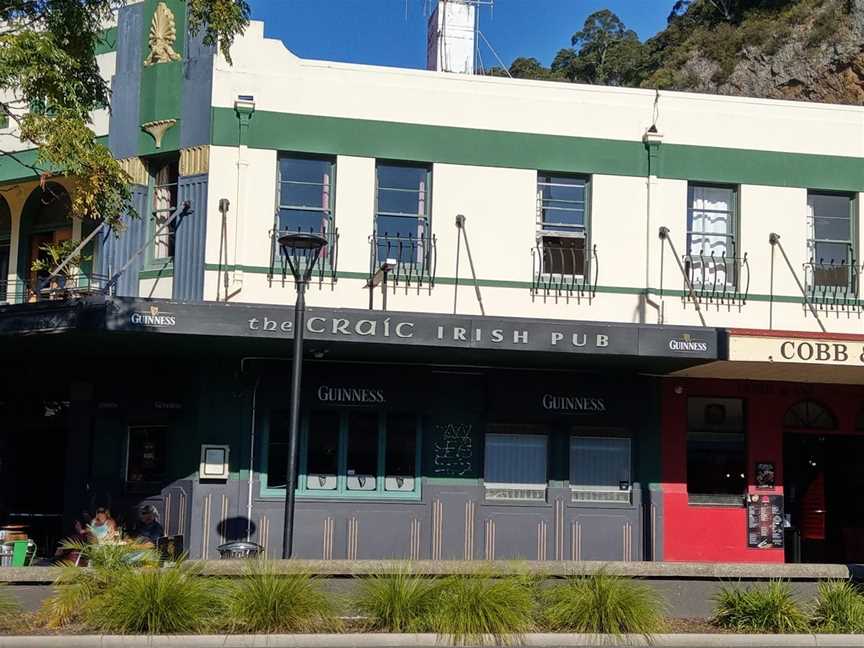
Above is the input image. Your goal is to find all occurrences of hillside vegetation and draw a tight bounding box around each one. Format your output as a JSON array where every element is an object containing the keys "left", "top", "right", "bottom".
[{"left": 494, "top": 0, "right": 864, "bottom": 104}]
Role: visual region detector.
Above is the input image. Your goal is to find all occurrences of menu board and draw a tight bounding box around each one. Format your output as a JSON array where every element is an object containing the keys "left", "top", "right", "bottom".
[{"left": 747, "top": 494, "right": 784, "bottom": 548}]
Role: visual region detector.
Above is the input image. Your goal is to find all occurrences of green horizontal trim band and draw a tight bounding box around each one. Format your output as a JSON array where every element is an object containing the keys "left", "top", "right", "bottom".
[
  {"left": 211, "top": 109, "right": 648, "bottom": 178},
  {"left": 203, "top": 263, "right": 850, "bottom": 306},
  {"left": 0, "top": 136, "right": 109, "bottom": 184},
  {"left": 210, "top": 109, "right": 864, "bottom": 191},
  {"left": 95, "top": 26, "right": 118, "bottom": 56},
  {"left": 139, "top": 267, "right": 174, "bottom": 279}
]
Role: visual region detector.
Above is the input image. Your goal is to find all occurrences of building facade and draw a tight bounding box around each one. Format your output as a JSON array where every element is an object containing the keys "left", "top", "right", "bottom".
[{"left": 1, "top": 0, "right": 864, "bottom": 563}]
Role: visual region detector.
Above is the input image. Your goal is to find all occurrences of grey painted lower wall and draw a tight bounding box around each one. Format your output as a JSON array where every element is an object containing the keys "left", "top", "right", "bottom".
[{"left": 181, "top": 479, "right": 645, "bottom": 563}]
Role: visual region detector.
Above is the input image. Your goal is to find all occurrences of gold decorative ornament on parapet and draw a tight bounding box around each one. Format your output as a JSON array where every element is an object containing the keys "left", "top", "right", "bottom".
[{"left": 144, "top": 1, "right": 181, "bottom": 66}]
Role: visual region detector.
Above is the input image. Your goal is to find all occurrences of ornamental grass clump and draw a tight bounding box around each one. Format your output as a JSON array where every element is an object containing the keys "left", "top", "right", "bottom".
[
  {"left": 220, "top": 560, "right": 336, "bottom": 633},
  {"left": 811, "top": 580, "right": 864, "bottom": 634},
  {"left": 355, "top": 566, "right": 442, "bottom": 632},
  {"left": 41, "top": 539, "right": 160, "bottom": 628},
  {"left": 83, "top": 563, "right": 220, "bottom": 634},
  {"left": 430, "top": 573, "right": 535, "bottom": 646},
  {"left": 712, "top": 581, "right": 808, "bottom": 634},
  {"left": 540, "top": 572, "right": 665, "bottom": 635}
]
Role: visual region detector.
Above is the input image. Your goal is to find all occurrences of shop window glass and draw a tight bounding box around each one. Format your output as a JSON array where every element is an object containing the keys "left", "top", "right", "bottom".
[
  {"left": 687, "top": 397, "right": 746, "bottom": 501},
  {"left": 126, "top": 426, "right": 167, "bottom": 485},
  {"left": 484, "top": 432, "right": 547, "bottom": 502},
  {"left": 305, "top": 412, "right": 339, "bottom": 490},
  {"left": 346, "top": 412, "right": 379, "bottom": 491},
  {"left": 267, "top": 410, "right": 291, "bottom": 489},
  {"left": 570, "top": 436, "right": 631, "bottom": 503},
  {"left": 385, "top": 413, "right": 417, "bottom": 492}
]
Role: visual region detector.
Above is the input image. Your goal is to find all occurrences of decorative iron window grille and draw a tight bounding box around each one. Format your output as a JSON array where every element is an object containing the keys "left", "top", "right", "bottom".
[
  {"left": 805, "top": 192, "right": 858, "bottom": 308},
  {"left": 368, "top": 233, "right": 437, "bottom": 287},
  {"left": 269, "top": 225, "right": 338, "bottom": 285},
  {"left": 682, "top": 245, "right": 750, "bottom": 305},
  {"left": 531, "top": 240, "right": 598, "bottom": 297},
  {"left": 268, "top": 155, "right": 339, "bottom": 285}
]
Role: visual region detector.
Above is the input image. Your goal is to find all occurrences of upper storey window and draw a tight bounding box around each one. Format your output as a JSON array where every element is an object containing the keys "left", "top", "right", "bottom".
[
  {"left": 375, "top": 162, "right": 431, "bottom": 266},
  {"left": 686, "top": 184, "right": 737, "bottom": 289},
  {"left": 536, "top": 173, "right": 588, "bottom": 277},
  {"left": 806, "top": 192, "right": 855, "bottom": 296},
  {"left": 149, "top": 156, "right": 179, "bottom": 261},
  {"left": 277, "top": 155, "right": 334, "bottom": 235}
]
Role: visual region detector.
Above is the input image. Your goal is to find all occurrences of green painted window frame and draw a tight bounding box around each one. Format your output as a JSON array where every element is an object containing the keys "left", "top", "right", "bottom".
[
  {"left": 536, "top": 171, "right": 592, "bottom": 280},
  {"left": 259, "top": 409, "right": 422, "bottom": 500},
  {"left": 373, "top": 160, "right": 432, "bottom": 270},
  {"left": 805, "top": 189, "right": 858, "bottom": 297},
  {"left": 274, "top": 152, "right": 337, "bottom": 271},
  {"left": 144, "top": 154, "right": 180, "bottom": 270}
]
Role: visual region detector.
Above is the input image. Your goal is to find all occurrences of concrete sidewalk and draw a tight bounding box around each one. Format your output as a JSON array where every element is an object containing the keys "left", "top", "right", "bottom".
[{"left": 0, "top": 635, "right": 862, "bottom": 648}]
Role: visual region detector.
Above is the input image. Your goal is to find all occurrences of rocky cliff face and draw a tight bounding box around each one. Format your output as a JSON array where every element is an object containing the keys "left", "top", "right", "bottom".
[{"left": 654, "top": 0, "right": 864, "bottom": 104}]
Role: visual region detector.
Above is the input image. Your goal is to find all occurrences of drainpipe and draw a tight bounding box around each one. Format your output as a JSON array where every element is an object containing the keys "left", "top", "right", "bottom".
[
  {"left": 233, "top": 96, "right": 255, "bottom": 294},
  {"left": 643, "top": 126, "right": 664, "bottom": 324}
]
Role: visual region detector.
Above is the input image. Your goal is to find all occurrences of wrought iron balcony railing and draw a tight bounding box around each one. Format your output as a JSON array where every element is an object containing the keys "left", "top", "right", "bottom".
[
  {"left": 368, "top": 233, "right": 437, "bottom": 287},
  {"left": 268, "top": 226, "right": 339, "bottom": 286},
  {"left": 531, "top": 240, "right": 598, "bottom": 298},
  {"left": 804, "top": 251, "right": 859, "bottom": 308},
  {"left": 1, "top": 273, "right": 112, "bottom": 303},
  {"left": 682, "top": 251, "right": 750, "bottom": 305}
]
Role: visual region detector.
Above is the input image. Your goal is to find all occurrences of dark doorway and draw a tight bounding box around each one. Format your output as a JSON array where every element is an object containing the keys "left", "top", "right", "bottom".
[
  {"left": 784, "top": 434, "right": 864, "bottom": 564},
  {"left": 0, "top": 399, "right": 69, "bottom": 556}
]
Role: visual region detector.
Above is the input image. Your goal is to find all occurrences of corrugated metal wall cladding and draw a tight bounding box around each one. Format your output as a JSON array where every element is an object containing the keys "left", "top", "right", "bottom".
[
  {"left": 100, "top": 186, "right": 148, "bottom": 297},
  {"left": 173, "top": 175, "right": 208, "bottom": 300}
]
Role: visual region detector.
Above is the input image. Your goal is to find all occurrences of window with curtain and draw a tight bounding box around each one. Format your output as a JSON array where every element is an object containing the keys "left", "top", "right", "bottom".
[
  {"left": 570, "top": 435, "right": 631, "bottom": 485},
  {"left": 687, "top": 397, "right": 746, "bottom": 503},
  {"left": 537, "top": 173, "right": 588, "bottom": 276},
  {"left": 686, "top": 184, "right": 737, "bottom": 289},
  {"left": 484, "top": 432, "right": 547, "bottom": 500},
  {"left": 807, "top": 192, "right": 854, "bottom": 293},
  {"left": 375, "top": 162, "right": 430, "bottom": 265},
  {"left": 149, "top": 157, "right": 179, "bottom": 260}
]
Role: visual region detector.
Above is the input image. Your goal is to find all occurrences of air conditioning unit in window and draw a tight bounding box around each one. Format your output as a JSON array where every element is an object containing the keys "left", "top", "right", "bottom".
[
  {"left": 570, "top": 486, "right": 631, "bottom": 504},
  {"left": 484, "top": 483, "right": 547, "bottom": 503}
]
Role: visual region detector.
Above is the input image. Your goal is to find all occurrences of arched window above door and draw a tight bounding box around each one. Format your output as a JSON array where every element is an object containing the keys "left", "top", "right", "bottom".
[
  {"left": 784, "top": 400, "right": 837, "bottom": 430},
  {"left": 23, "top": 182, "right": 71, "bottom": 230}
]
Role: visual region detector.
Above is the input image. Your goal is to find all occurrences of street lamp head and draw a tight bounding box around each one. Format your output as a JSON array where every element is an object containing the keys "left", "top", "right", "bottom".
[{"left": 277, "top": 230, "right": 328, "bottom": 283}]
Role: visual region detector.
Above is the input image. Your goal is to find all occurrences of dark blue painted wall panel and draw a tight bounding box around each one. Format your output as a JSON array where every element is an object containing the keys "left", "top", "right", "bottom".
[
  {"left": 173, "top": 175, "right": 208, "bottom": 300},
  {"left": 108, "top": 3, "right": 144, "bottom": 159},
  {"left": 100, "top": 185, "right": 148, "bottom": 297},
  {"left": 181, "top": 34, "right": 215, "bottom": 149}
]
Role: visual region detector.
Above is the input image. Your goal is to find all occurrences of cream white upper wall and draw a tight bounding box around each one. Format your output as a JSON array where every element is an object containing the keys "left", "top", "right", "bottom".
[{"left": 213, "top": 20, "right": 864, "bottom": 158}]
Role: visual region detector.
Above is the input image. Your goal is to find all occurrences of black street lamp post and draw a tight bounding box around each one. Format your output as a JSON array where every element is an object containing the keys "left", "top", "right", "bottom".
[{"left": 277, "top": 231, "right": 328, "bottom": 559}]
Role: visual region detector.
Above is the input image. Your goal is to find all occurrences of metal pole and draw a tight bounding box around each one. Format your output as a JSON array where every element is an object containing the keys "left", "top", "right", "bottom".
[
  {"left": 382, "top": 269, "right": 388, "bottom": 311},
  {"left": 282, "top": 279, "right": 306, "bottom": 559}
]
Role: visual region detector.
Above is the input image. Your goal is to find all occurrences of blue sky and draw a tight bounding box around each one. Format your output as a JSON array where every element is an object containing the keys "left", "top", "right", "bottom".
[{"left": 247, "top": 1, "right": 670, "bottom": 70}]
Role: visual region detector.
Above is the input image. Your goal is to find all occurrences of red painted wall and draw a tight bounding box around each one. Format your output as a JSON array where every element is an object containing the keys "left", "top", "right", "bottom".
[{"left": 661, "top": 378, "right": 863, "bottom": 563}]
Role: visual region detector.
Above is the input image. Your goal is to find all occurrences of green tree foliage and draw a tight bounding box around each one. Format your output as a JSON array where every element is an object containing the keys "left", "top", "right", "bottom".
[
  {"left": 0, "top": 0, "right": 249, "bottom": 230},
  {"left": 550, "top": 10, "right": 646, "bottom": 85}
]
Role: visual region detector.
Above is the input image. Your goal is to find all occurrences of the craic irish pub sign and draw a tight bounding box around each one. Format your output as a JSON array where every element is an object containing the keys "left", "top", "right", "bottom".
[{"left": 103, "top": 299, "right": 719, "bottom": 360}]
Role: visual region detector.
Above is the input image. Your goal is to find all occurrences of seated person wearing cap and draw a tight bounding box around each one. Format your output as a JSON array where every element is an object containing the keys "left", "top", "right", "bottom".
[{"left": 134, "top": 505, "right": 164, "bottom": 546}]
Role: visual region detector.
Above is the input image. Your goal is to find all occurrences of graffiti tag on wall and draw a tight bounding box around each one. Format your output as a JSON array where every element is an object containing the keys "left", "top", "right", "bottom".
[{"left": 432, "top": 424, "right": 473, "bottom": 476}]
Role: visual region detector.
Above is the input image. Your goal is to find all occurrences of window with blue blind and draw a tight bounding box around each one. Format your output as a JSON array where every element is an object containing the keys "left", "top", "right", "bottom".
[
  {"left": 277, "top": 155, "right": 334, "bottom": 236},
  {"left": 569, "top": 436, "right": 632, "bottom": 503},
  {"left": 375, "top": 162, "right": 430, "bottom": 265},
  {"left": 483, "top": 431, "right": 548, "bottom": 502}
]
